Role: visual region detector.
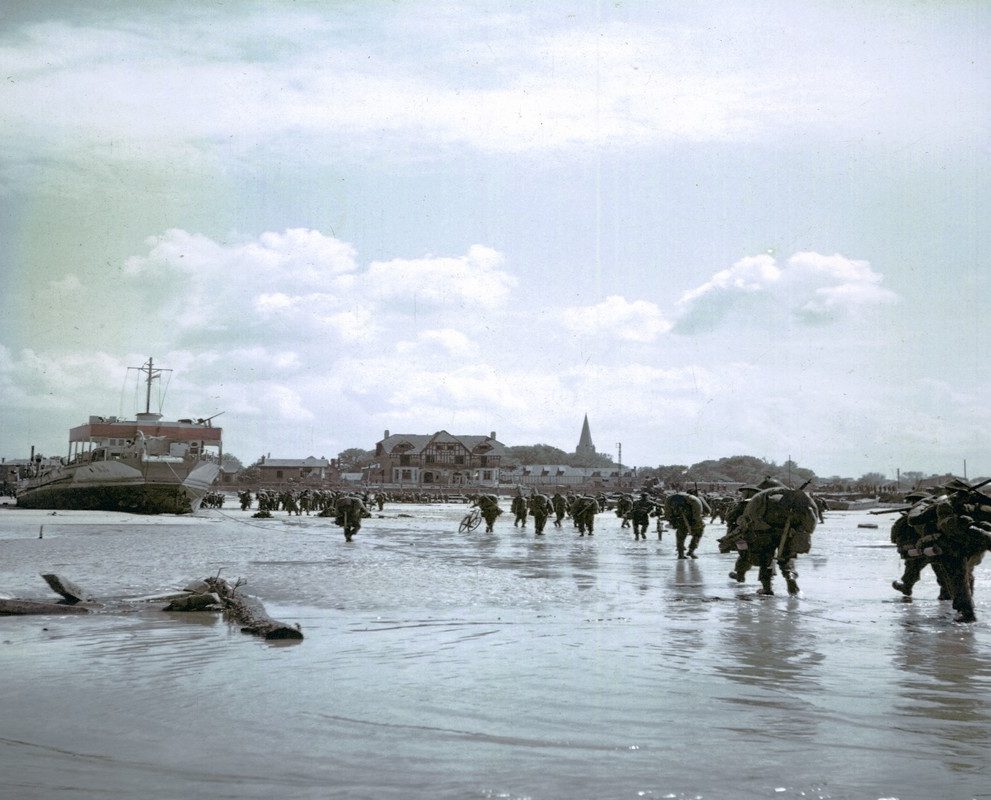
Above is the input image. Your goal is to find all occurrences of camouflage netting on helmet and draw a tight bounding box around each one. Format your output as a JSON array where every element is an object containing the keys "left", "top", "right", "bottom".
[
  {"left": 737, "top": 487, "right": 818, "bottom": 554},
  {"left": 664, "top": 493, "right": 705, "bottom": 534}
]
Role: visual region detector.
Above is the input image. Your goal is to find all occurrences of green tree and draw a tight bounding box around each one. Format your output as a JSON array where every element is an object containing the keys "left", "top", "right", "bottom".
[
  {"left": 504, "top": 444, "right": 571, "bottom": 466},
  {"left": 338, "top": 448, "right": 375, "bottom": 471},
  {"left": 221, "top": 452, "right": 244, "bottom": 471}
]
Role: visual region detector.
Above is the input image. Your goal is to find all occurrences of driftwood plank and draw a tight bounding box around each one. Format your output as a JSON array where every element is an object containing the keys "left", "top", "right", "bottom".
[
  {"left": 41, "top": 574, "right": 88, "bottom": 603},
  {"left": 0, "top": 599, "right": 90, "bottom": 616},
  {"left": 205, "top": 577, "right": 304, "bottom": 640}
]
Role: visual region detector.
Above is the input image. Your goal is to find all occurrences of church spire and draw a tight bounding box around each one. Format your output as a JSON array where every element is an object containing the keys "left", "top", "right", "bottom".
[{"left": 576, "top": 414, "right": 596, "bottom": 456}]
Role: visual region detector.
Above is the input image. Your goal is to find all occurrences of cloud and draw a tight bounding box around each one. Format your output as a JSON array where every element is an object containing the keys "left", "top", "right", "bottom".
[
  {"left": 122, "top": 228, "right": 518, "bottom": 349},
  {"left": 5, "top": 4, "right": 978, "bottom": 168},
  {"left": 397, "top": 329, "right": 478, "bottom": 359},
  {"left": 674, "top": 251, "right": 899, "bottom": 333},
  {"left": 365, "top": 246, "right": 516, "bottom": 310},
  {"left": 558, "top": 295, "right": 672, "bottom": 342}
]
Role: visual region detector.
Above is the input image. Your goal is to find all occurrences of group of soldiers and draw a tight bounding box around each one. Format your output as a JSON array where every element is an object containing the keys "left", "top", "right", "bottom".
[
  {"left": 887, "top": 478, "right": 991, "bottom": 623},
  {"left": 472, "top": 478, "right": 991, "bottom": 622},
  {"left": 237, "top": 488, "right": 377, "bottom": 541},
  {"left": 227, "top": 475, "right": 991, "bottom": 623}
]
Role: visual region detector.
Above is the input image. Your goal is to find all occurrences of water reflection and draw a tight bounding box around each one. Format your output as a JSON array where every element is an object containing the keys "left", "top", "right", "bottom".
[
  {"left": 892, "top": 606, "right": 991, "bottom": 773},
  {"left": 715, "top": 601, "right": 824, "bottom": 741},
  {"left": 568, "top": 542, "right": 599, "bottom": 591}
]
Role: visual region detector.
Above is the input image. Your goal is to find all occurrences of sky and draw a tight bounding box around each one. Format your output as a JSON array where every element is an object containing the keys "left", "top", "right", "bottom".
[{"left": 0, "top": 0, "right": 988, "bottom": 480}]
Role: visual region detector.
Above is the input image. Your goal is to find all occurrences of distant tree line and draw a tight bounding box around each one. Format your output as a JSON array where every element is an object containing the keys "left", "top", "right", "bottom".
[{"left": 224, "top": 446, "right": 972, "bottom": 491}]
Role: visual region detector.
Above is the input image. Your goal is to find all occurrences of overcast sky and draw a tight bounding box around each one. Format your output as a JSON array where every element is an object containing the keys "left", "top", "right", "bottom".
[{"left": 1, "top": 1, "right": 988, "bottom": 479}]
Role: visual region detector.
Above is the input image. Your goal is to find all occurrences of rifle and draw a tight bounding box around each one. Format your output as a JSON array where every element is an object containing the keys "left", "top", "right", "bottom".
[{"left": 868, "top": 477, "right": 991, "bottom": 515}]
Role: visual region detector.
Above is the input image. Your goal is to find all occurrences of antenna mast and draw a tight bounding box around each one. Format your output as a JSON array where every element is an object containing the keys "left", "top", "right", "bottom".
[{"left": 132, "top": 357, "right": 172, "bottom": 414}]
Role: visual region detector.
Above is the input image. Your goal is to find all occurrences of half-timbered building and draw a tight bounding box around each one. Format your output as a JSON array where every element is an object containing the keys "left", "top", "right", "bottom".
[{"left": 374, "top": 430, "right": 506, "bottom": 487}]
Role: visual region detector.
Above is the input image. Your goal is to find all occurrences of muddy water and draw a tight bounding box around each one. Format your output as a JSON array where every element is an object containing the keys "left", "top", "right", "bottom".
[{"left": 1, "top": 503, "right": 988, "bottom": 800}]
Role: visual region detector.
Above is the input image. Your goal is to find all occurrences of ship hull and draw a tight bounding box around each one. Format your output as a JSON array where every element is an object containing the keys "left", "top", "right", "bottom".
[{"left": 16, "top": 460, "right": 220, "bottom": 514}]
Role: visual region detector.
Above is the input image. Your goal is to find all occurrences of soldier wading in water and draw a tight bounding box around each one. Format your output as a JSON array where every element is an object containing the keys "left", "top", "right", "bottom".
[
  {"left": 473, "top": 493, "right": 504, "bottom": 533},
  {"left": 663, "top": 491, "right": 708, "bottom": 558}
]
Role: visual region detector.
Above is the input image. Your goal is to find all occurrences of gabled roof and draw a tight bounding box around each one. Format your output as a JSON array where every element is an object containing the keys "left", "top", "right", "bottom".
[{"left": 378, "top": 431, "right": 506, "bottom": 456}]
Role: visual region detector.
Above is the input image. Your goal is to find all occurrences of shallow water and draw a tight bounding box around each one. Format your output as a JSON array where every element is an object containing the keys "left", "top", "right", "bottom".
[{"left": 1, "top": 502, "right": 988, "bottom": 800}]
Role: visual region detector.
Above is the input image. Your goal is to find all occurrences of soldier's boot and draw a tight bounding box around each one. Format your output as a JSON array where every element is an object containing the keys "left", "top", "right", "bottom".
[
  {"left": 756, "top": 568, "right": 774, "bottom": 595},
  {"left": 892, "top": 580, "right": 912, "bottom": 597},
  {"left": 784, "top": 572, "right": 800, "bottom": 596}
]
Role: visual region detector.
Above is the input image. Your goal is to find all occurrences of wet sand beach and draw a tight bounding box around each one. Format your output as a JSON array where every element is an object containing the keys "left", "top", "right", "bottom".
[{"left": 1, "top": 502, "right": 988, "bottom": 800}]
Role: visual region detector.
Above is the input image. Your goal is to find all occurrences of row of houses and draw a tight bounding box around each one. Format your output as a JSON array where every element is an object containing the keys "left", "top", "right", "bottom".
[{"left": 240, "top": 421, "right": 636, "bottom": 490}]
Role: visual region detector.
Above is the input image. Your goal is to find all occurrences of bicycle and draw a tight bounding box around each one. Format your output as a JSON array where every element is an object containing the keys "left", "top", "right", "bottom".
[{"left": 458, "top": 507, "right": 482, "bottom": 533}]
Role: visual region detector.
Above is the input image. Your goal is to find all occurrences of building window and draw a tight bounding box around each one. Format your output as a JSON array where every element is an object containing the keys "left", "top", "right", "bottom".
[
  {"left": 425, "top": 454, "right": 435, "bottom": 464},
  {"left": 402, "top": 469, "right": 412, "bottom": 480},
  {"left": 400, "top": 455, "right": 411, "bottom": 466},
  {"left": 483, "top": 470, "right": 492, "bottom": 480},
  {"left": 276, "top": 470, "right": 283, "bottom": 479},
  {"left": 479, "top": 456, "right": 488, "bottom": 467},
  {"left": 454, "top": 455, "right": 465, "bottom": 465}
]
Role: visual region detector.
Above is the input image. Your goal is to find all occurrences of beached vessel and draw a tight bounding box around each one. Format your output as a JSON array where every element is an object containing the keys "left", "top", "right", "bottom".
[{"left": 15, "top": 358, "right": 222, "bottom": 514}]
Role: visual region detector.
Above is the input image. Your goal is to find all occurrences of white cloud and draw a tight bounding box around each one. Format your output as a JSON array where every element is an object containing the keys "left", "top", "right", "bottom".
[
  {"left": 365, "top": 245, "right": 517, "bottom": 310},
  {"left": 397, "top": 329, "right": 478, "bottom": 359},
  {"left": 674, "top": 251, "right": 899, "bottom": 332},
  {"left": 559, "top": 295, "right": 672, "bottom": 342},
  {"left": 4, "top": 5, "right": 978, "bottom": 165}
]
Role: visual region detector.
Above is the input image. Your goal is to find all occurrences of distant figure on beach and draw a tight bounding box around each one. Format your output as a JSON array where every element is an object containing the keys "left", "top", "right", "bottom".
[
  {"left": 551, "top": 490, "right": 568, "bottom": 528},
  {"left": 572, "top": 494, "right": 599, "bottom": 536},
  {"left": 664, "top": 492, "right": 707, "bottom": 559},
  {"left": 527, "top": 490, "right": 553, "bottom": 535},
  {"left": 335, "top": 494, "right": 368, "bottom": 542},
  {"left": 630, "top": 491, "right": 656, "bottom": 541},
  {"left": 473, "top": 493, "right": 504, "bottom": 533},
  {"left": 511, "top": 488, "right": 528, "bottom": 528},
  {"left": 615, "top": 493, "right": 633, "bottom": 528}
]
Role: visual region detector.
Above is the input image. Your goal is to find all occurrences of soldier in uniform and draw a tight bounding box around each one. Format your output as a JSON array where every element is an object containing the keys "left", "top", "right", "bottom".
[
  {"left": 511, "top": 488, "right": 528, "bottom": 528},
  {"left": 912, "top": 480, "right": 991, "bottom": 622},
  {"left": 335, "top": 493, "right": 368, "bottom": 542},
  {"left": 571, "top": 494, "right": 599, "bottom": 536},
  {"left": 717, "top": 485, "right": 760, "bottom": 582},
  {"left": 630, "top": 491, "right": 657, "bottom": 541},
  {"left": 734, "top": 483, "right": 819, "bottom": 595},
  {"left": 890, "top": 489, "right": 951, "bottom": 600},
  {"left": 473, "top": 493, "right": 504, "bottom": 533},
  {"left": 615, "top": 493, "right": 634, "bottom": 528},
  {"left": 551, "top": 490, "right": 568, "bottom": 528},
  {"left": 527, "top": 490, "right": 553, "bottom": 535},
  {"left": 664, "top": 491, "right": 707, "bottom": 559}
]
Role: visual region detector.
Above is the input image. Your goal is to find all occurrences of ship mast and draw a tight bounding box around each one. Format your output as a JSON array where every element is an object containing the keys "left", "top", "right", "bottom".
[{"left": 132, "top": 357, "right": 172, "bottom": 417}]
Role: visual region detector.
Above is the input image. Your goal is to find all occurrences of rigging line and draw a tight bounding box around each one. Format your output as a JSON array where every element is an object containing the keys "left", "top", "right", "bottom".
[{"left": 118, "top": 367, "right": 131, "bottom": 419}]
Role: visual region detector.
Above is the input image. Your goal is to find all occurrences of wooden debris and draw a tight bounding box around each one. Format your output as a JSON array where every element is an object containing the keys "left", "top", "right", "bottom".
[
  {"left": 204, "top": 577, "right": 304, "bottom": 640},
  {"left": 1, "top": 573, "right": 303, "bottom": 642},
  {"left": 41, "top": 574, "right": 88, "bottom": 603},
  {"left": 163, "top": 592, "right": 222, "bottom": 612},
  {"left": 1, "top": 599, "right": 90, "bottom": 616}
]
